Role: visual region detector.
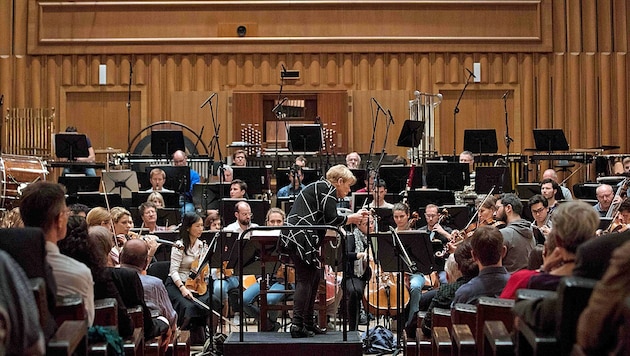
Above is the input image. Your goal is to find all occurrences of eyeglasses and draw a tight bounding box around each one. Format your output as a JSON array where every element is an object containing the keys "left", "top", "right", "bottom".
[
  {"left": 239, "top": 212, "right": 253, "bottom": 217},
  {"left": 532, "top": 207, "right": 547, "bottom": 214}
]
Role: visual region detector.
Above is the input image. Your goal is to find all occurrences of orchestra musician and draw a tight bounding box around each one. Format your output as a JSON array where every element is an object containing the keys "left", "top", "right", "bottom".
[
  {"left": 61, "top": 126, "right": 97, "bottom": 177},
  {"left": 277, "top": 165, "right": 305, "bottom": 198},
  {"left": 540, "top": 178, "right": 560, "bottom": 213},
  {"left": 593, "top": 184, "right": 615, "bottom": 217},
  {"left": 393, "top": 202, "right": 413, "bottom": 231},
  {"left": 172, "top": 150, "right": 200, "bottom": 214},
  {"left": 232, "top": 149, "right": 247, "bottom": 167},
  {"left": 344, "top": 215, "right": 373, "bottom": 331},
  {"left": 542, "top": 169, "right": 573, "bottom": 201},
  {"left": 144, "top": 168, "right": 174, "bottom": 193},
  {"left": 528, "top": 194, "right": 552, "bottom": 244},
  {"left": 368, "top": 179, "right": 394, "bottom": 209},
  {"left": 418, "top": 204, "right": 452, "bottom": 245},
  {"left": 279, "top": 164, "right": 368, "bottom": 338}
]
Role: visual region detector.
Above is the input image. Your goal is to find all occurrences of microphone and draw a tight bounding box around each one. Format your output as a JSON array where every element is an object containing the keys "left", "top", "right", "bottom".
[
  {"left": 272, "top": 97, "right": 288, "bottom": 113},
  {"left": 502, "top": 91, "right": 509, "bottom": 99},
  {"left": 387, "top": 109, "right": 395, "bottom": 125},
  {"left": 371, "top": 97, "right": 386, "bottom": 114},
  {"left": 199, "top": 92, "right": 216, "bottom": 108},
  {"left": 465, "top": 67, "right": 476, "bottom": 78},
  {"left": 437, "top": 93, "right": 443, "bottom": 100},
  {"left": 413, "top": 90, "right": 422, "bottom": 98}
]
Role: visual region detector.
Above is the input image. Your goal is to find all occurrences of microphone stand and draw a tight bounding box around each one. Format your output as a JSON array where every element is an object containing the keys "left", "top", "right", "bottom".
[
  {"left": 389, "top": 227, "right": 418, "bottom": 356},
  {"left": 274, "top": 66, "right": 287, "bottom": 173},
  {"left": 503, "top": 92, "right": 513, "bottom": 162},
  {"left": 127, "top": 57, "right": 133, "bottom": 158},
  {"left": 453, "top": 70, "right": 475, "bottom": 156}
]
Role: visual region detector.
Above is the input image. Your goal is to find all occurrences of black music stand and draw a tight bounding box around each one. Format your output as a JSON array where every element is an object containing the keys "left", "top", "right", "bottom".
[
  {"left": 75, "top": 192, "right": 122, "bottom": 208},
  {"left": 102, "top": 171, "right": 139, "bottom": 199},
  {"left": 463, "top": 129, "right": 498, "bottom": 154},
  {"left": 150, "top": 130, "right": 185, "bottom": 157},
  {"left": 396, "top": 120, "right": 425, "bottom": 148},
  {"left": 373, "top": 208, "right": 395, "bottom": 232},
  {"left": 232, "top": 166, "right": 268, "bottom": 195},
  {"left": 375, "top": 231, "right": 437, "bottom": 276},
  {"left": 288, "top": 124, "right": 322, "bottom": 153},
  {"left": 275, "top": 168, "right": 320, "bottom": 192},
  {"left": 378, "top": 165, "right": 423, "bottom": 193},
  {"left": 58, "top": 176, "right": 101, "bottom": 196},
  {"left": 54, "top": 133, "right": 89, "bottom": 161},
  {"left": 149, "top": 166, "right": 191, "bottom": 194},
  {"left": 193, "top": 183, "right": 231, "bottom": 211},
  {"left": 350, "top": 169, "right": 367, "bottom": 192},
  {"left": 425, "top": 162, "right": 469, "bottom": 191},
  {"left": 157, "top": 208, "right": 180, "bottom": 227},
  {"left": 132, "top": 192, "right": 180, "bottom": 209},
  {"left": 218, "top": 199, "right": 270, "bottom": 226},
  {"left": 533, "top": 129, "right": 569, "bottom": 152},
  {"left": 405, "top": 190, "right": 456, "bottom": 215},
  {"left": 475, "top": 166, "right": 511, "bottom": 194}
]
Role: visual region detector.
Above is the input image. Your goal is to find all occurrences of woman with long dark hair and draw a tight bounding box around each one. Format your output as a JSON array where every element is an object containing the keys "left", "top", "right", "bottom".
[{"left": 166, "top": 212, "right": 219, "bottom": 344}]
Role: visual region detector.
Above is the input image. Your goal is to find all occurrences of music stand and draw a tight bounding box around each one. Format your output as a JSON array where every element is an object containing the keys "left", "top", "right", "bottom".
[
  {"left": 275, "top": 168, "right": 320, "bottom": 191},
  {"left": 193, "top": 183, "right": 231, "bottom": 211},
  {"left": 373, "top": 208, "right": 395, "bottom": 232},
  {"left": 102, "top": 171, "right": 139, "bottom": 199},
  {"left": 132, "top": 192, "right": 180, "bottom": 209},
  {"left": 218, "top": 199, "right": 270, "bottom": 226},
  {"left": 396, "top": 120, "right": 425, "bottom": 148},
  {"left": 375, "top": 231, "right": 437, "bottom": 275},
  {"left": 149, "top": 166, "right": 191, "bottom": 194},
  {"left": 54, "top": 133, "right": 89, "bottom": 161},
  {"left": 463, "top": 129, "right": 498, "bottom": 154},
  {"left": 350, "top": 169, "right": 367, "bottom": 192},
  {"left": 405, "top": 190, "right": 455, "bottom": 215},
  {"left": 157, "top": 208, "right": 180, "bottom": 227},
  {"left": 232, "top": 166, "right": 268, "bottom": 195},
  {"left": 533, "top": 129, "right": 569, "bottom": 152},
  {"left": 150, "top": 130, "right": 185, "bottom": 157},
  {"left": 425, "top": 162, "right": 469, "bottom": 191},
  {"left": 378, "top": 165, "right": 423, "bottom": 193},
  {"left": 76, "top": 192, "right": 122, "bottom": 208},
  {"left": 151, "top": 231, "right": 180, "bottom": 261},
  {"left": 58, "top": 176, "right": 102, "bottom": 195},
  {"left": 475, "top": 166, "right": 511, "bottom": 194},
  {"left": 288, "top": 124, "right": 322, "bottom": 153}
]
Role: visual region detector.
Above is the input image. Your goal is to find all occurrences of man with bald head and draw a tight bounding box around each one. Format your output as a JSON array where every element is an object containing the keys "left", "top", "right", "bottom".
[
  {"left": 542, "top": 168, "right": 573, "bottom": 200},
  {"left": 172, "top": 150, "right": 200, "bottom": 214},
  {"left": 594, "top": 184, "right": 615, "bottom": 217}
]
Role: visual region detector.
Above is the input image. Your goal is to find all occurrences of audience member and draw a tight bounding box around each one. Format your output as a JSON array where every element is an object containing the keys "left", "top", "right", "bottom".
[
  {"left": 452, "top": 225, "right": 509, "bottom": 305},
  {"left": 20, "top": 181, "right": 95, "bottom": 326}
]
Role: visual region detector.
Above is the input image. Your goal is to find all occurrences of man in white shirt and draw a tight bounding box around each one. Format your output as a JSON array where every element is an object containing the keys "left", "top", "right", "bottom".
[
  {"left": 225, "top": 201, "right": 259, "bottom": 239},
  {"left": 145, "top": 168, "right": 174, "bottom": 193},
  {"left": 20, "top": 181, "right": 95, "bottom": 326},
  {"left": 368, "top": 179, "right": 394, "bottom": 209}
]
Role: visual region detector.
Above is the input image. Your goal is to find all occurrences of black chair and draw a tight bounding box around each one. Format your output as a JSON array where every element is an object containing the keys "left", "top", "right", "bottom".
[{"left": 147, "top": 261, "right": 171, "bottom": 284}]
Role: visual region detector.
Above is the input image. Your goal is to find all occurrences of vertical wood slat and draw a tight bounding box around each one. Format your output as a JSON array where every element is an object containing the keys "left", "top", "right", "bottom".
[
  {"left": 537, "top": 55, "right": 550, "bottom": 129},
  {"left": 615, "top": 53, "right": 627, "bottom": 152},
  {"left": 582, "top": 0, "right": 597, "bottom": 52},
  {"left": 612, "top": 0, "right": 628, "bottom": 52},
  {"left": 599, "top": 53, "right": 612, "bottom": 145},
  {"left": 567, "top": 0, "right": 583, "bottom": 52}
]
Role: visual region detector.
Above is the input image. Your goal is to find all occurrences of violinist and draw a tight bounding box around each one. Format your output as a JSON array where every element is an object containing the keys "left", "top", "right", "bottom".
[
  {"left": 450, "top": 196, "right": 503, "bottom": 245},
  {"left": 528, "top": 195, "right": 552, "bottom": 244},
  {"left": 393, "top": 202, "right": 413, "bottom": 231},
  {"left": 140, "top": 202, "right": 169, "bottom": 233},
  {"left": 602, "top": 199, "right": 630, "bottom": 234},
  {"left": 418, "top": 204, "right": 452, "bottom": 244},
  {"left": 344, "top": 215, "right": 372, "bottom": 331},
  {"left": 166, "top": 212, "right": 219, "bottom": 345},
  {"left": 593, "top": 184, "right": 615, "bottom": 217},
  {"left": 109, "top": 207, "right": 140, "bottom": 265},
  {"left": 495, "top": 193, "right": 536, "bottom": 273}
]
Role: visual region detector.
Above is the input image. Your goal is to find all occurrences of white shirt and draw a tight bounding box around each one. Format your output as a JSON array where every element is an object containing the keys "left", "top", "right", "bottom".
[
  {"left": 45, "top": 241, "right": 95, "bottom": 326},
  {"left": 225, "top": 221, "right": 260, "bottom": 240}
]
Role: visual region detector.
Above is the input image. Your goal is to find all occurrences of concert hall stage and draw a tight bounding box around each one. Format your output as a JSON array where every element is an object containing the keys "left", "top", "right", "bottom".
[{"left": 223, "top": 331, "right": 363, "bottom": 356}]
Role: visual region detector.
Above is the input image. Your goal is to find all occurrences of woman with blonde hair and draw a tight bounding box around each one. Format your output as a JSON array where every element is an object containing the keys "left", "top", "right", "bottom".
[
  {"left": 147, "top": 191, "right": 165, "bottom": 209},
  {"left": 86, "top": 206, "right": 113, "bottom": 228}
]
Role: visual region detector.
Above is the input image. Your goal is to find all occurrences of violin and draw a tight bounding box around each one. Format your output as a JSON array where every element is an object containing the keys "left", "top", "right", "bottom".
[
  {"left": 185, "top": 242, "right": 210, "bottom": 295},
  {"left": 408, "top": 211, "right": 420, "bottom": 229}
]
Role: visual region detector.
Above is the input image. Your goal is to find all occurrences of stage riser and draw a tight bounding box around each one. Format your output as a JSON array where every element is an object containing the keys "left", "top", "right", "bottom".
[{"left": 223, "top": 331, "right": 363, "bottom": 356}]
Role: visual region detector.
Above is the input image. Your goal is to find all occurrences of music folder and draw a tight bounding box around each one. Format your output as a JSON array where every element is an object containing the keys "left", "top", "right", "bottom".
[{"left": 372, "top": 230, "right": 438, "bottom": 275}]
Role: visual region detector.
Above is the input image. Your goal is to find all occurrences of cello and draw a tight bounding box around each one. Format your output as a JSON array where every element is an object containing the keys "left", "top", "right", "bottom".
[{"left": 364, "top": 255, "right": 410, "bottom": 317}]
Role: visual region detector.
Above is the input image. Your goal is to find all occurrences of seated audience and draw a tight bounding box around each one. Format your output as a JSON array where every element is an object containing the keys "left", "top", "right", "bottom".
[
  {"left": 452, "top": 225, "right": 509, "bottom": 305},
  {"left": 421, "top": 240, "right": 478, "bottom": 336},
  {"left": 576, "top": 240, "right": 630, "bottom": 355},
  {"left": 20, "top": 181, "right": 95, "bottom": 326},
  {"left": 495, "top": 193, "right": 535, "bottom": 273}
]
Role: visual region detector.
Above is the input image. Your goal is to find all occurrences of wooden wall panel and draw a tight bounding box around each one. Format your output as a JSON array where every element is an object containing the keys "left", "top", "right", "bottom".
[{"left": 28, "top": 0, "right": 553, "bottom": 54}]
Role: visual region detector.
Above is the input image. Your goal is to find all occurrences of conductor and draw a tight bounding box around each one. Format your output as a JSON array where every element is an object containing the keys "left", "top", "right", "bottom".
[{"left": 279, "top": 164, "right": 368, "bottom": 338}]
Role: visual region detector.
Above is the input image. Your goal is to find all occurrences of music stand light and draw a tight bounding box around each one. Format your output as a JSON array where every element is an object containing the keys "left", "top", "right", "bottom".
[
  {"left": 425, "top": 162, "right": 470, "bottom": 191},
  {"left": 475, "top": 166, "right": 511, "bottom": 194},
  {"left": 396, "top": 120, "right": 425, "bottom": 148},
  {"left": 102, "top": 171, "right": 139, "bottom": 199},
  {"left": 463, "top": 129, "right": 498, "bottom": 154},
  {"left": 54, "top": 133, "right": 90, "bottom": 160},
  {"left": 532, "top": 129, "right": 569, "bottom": 152},
  {"left": 288, "top": 124, "right": 322, "bottom": 153},
  {"left": 150, "top": 130, "right": 185, "bottom": 157}
]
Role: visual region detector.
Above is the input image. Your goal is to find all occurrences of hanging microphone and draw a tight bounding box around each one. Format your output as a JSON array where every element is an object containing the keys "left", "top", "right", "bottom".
[
  {"left": 465, "top": 68, "right": 476, "bottom": 78},
  {"left": 436, "top": 93, "right": 443, "bottom": 100},
  {"left": 200, "top": 92, "right": 216, "bottom": 108},
  {"left": 387, "top": 109, "right": 395, "bottom": 125},
  {"left": 413, "top": 90, "right": 421, "bottom": 98},
  {"left": 502, "top": 91, "right": 509, "bottom": 99}
]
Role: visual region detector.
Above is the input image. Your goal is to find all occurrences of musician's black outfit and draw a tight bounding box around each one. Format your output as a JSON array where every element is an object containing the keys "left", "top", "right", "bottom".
[
  {"left": 279, "top": 179, "right": 347, "bottom": 338},
  {"left": 344, "top": 227, "right": 371, "bottom": 331}
]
